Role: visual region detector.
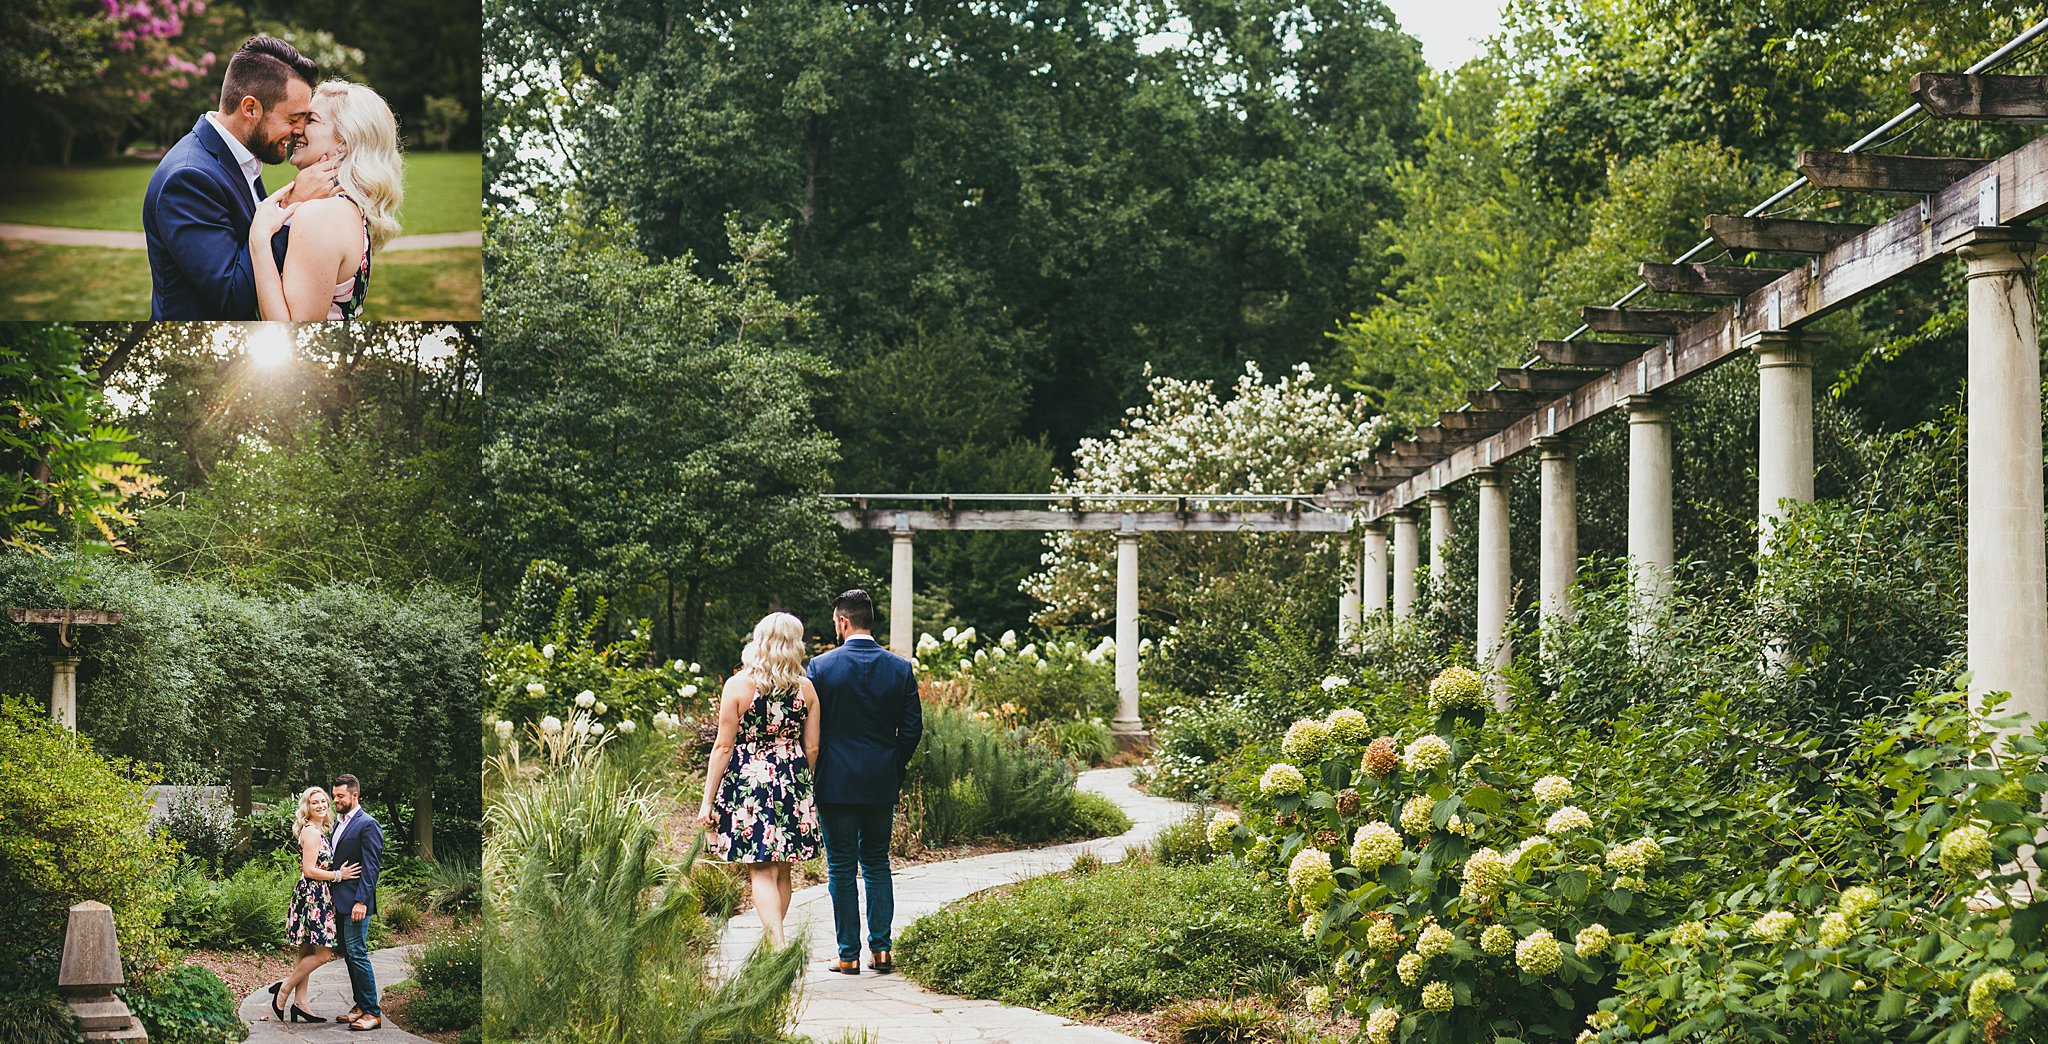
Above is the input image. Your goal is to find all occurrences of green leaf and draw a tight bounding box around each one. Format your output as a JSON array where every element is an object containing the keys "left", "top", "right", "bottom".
[
  {"left": 1606, "top": 888, "right": 1634, "bottom": 914},
  {"left": 1558, "top": 870, "right": 1589, "bottom": 902},
  {"left": 1876, "top": 988, "right": 1908, "bottom": 1021}
]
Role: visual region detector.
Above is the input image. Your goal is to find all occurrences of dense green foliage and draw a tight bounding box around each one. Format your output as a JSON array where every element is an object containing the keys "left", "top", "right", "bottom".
[
  {"left": 904, "top": 706, "right": 1131, "bottom": 847},
  {"left": 408, "top": 925, "right": 482, "bottom": 1032},
  {"left": 0, "top": 698, "right": 176, "bottom": 986},
  {"left": 0, "top": 322, "right": 158, "bottom": 555},
  {"left": 119, "top": 963, "right": 246, "bottom": 1044},
  {"left": 0, "top": 552, "right": 480, "bottom": 851},
  {"left": 483, "top": 729, "right": 808, "bottom": 1043},
  {"left": 899, "top": 856, "right": 1316, "bottom": 1014},
  {"left": 483, "top": 213, "right": 841, "bottom": 667}
]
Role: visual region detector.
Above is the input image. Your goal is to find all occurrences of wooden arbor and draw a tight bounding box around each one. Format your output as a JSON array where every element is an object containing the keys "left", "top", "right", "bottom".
[
  {"left": 4, "top": 607, "right": 124, "bottom": 730},
  {"left": 832, "top": 494, "right": 1350, "bottom": 745},
  {"left": 1330, "top": 61, "right": 2048, "bottom": 717}
]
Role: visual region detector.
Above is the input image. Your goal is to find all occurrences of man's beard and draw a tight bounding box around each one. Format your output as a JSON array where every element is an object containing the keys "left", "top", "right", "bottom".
[{"left": 246, "top": 128, "right": 292, "bottom": 165}]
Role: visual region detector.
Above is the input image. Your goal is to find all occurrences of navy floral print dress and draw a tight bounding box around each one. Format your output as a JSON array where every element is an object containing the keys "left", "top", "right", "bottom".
[
  {"left": 285, "top": 829, "right": 337, "bottom": 947},
  {"left": 713, "top": 682, "right": 823, "bottom": 863}
]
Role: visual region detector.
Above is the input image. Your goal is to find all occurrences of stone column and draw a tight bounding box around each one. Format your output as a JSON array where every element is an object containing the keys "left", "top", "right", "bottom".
[
  {"left": 1427, "top": 490, "right": 1454, "bottom": 600},
  {"left": 1476, "top": 465, "right": 1513, "bottom": 684},
  {"left": 1338, "top": 530, "right": 1363, "bottom": 649},
  {"left": 1537, "top": 438, "right": 1579, "bottom": 627},
  {"left": 1113, "top": 524, "right": 1146, "bottom": 744},
  {"left": 1362, "top": 521, "right": 1390, "bottom": 617},
  {"left": 1951, "top": 227, "right": 2048, "bottom": 723},
  {"left": 50, "top": 656, "right": 79, "bottom": 731},
  {"left": 1391, "top": 509, "right": 1421, "bottom": 619},
  {"left": 1625, "top": 395, "right": 1675, "bottom": 621},
  {"left": 889, "top": 523, "right": 914, "bottom": 657},
  {"left": 1746, "top": 330, "right": 1818, "bottom": 555}
]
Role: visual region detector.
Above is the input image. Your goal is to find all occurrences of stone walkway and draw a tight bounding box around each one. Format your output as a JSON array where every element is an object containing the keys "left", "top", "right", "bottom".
[
  {"left": 0, "top": 222, "right": 480, "bottom": 251},
  {"left": 238, "top": 944, "right": 427, "bottom": 1043},
  {"left": 715, "top": 767, "right": 1193, "bottom": 1043}
]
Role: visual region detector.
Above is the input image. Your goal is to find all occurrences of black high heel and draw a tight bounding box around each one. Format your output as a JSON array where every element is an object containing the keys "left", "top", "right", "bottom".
[
  {"left": 290, "top": 1003, "right": 321, "bottom": 1023},
  {"left": 267, "top": 982, "right": 285, "bottom": 1020}
]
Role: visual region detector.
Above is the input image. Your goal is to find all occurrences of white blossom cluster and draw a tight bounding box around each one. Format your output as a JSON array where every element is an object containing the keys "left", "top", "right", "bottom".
[{"left": 1022, "top": 362, "right": 1385, "bottom": 623}]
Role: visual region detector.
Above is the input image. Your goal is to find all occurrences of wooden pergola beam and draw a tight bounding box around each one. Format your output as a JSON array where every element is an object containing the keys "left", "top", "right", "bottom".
[
  {"left": 832, "top": 509, "right": 1350, "bottom": 533},
  {"left": 1581, "top": 306, "right": 1714, "bottom": 335},
  {"left": 1796, "top": 150, "right": 1989, "bottom": 195},
  {"left": 1412, "top": 426, "right": 1484, "bottom": 447},
  {"left": 1466, "top": 388, "right": 1549, "bottom": 411},
  {"left": 1637, "top": 262, "right": 1785, "bottom": 297},
  {"left": 1707, "top": 215, "right": 1873, "bottom": 254},
  {"left": 1496, "top": 367, "right": 1593, "bottom": 392},
  {"left": 1533, "top": 340, "right": 1644, "bottom": 368},
  {"left": 1911, "top": 73, "right": 2048, "bottom": 122},
  {"left": 1438, "top": 410, "right": 1524, "bottom": 431}
]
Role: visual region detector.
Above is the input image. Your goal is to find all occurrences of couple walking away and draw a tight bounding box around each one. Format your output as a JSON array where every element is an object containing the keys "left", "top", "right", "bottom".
[
  {"left": 265, "top": 774, "right": 387, "bottom": 1031},
  {"left": 145, "top": 34, "right": 403, "bottom": 320},
  {"left": 696, "top": 589, "right": 924, "bottom": 975}
]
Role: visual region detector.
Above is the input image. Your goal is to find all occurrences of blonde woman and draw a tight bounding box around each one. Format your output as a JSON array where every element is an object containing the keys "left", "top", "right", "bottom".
[
  {"left": 248, "top": 80, "right": 403, "bottom": 319},
  {"left": 266, "top": 786, "right": 361, "bottom": 1023},
  {"left": 695, "top": 612, "right": 823, "bottom": 946}
]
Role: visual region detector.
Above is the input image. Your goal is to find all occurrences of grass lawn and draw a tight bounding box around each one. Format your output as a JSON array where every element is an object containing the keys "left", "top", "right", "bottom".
[
  {"left": 0, "top": 152, "right": 480, "bottom": 234},
  {"left": 0, "top": 241, "right": 480, "bottom": 320}
]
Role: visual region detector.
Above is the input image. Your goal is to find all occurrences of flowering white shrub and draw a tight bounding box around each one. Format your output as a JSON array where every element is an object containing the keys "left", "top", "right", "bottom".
[
  {"left": 1532, "top": 774, "right": 1574, "bottom": 803},
  {"left": 1282, "top": 718, "right": 1333, "bottom": 762},
  {"left": 1401, "top": 734, "right": 1450, "bottom": 773},
  {"left": 1427, "top": 666, "right": 1487, "bottom": 715},
  {"left": 1259, "top": 762, "right": 1307, "bottom": 797},
  {"left": 1515, "top": 930, "right": 1562, "bottom": 975}
]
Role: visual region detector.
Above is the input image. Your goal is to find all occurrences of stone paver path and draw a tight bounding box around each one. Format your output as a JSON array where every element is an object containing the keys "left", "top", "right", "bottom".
[
  {"left": 0, "top": 222, "right": 480, "bottom": 251},
  {"left": 715, "top": 767, "right": 1194, "bottom": 1043},
  {"left": 238, "top": 944, "right": 428, "bottom": 1043}
]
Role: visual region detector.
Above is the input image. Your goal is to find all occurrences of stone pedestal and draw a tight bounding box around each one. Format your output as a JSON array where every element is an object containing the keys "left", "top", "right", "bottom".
[
  {"left": 889, "top": 526, "right": 914, "bottom": 657},
  {"left": 1537, "top": 439, "right": 1578, "bottom": 628},
  {"left": 1111, "top": 527, "right": 1146, "bottom": 744},
  {"left": 1625, "top": 395, "right": 1675, "bottom": 630},
  {"left": 1391, "top": 510, "right": 1420, "bottom": 619},
  {"left": 1475, "top": 465, "right": 1513, "bottom": 687},
  {"left": 50, "top": 655, "right": 80, "bottom": 731},
  {"left": 1949, "top": 227, "right": 2048, "bottom": 723},
  {"left": 60, "top": 902, "right": 146, "bottom": 1043}
]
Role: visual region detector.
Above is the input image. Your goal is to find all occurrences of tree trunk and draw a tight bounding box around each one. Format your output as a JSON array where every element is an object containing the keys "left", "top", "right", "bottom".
[
  {"left": 230, "top": 760, "right": 253, "bottom": 849},
  {"left": 413, "top": 766, "right": 434, "bottom": 862},
  {"left": 682, "top": 575, "right": 704, "bottom": 663}
]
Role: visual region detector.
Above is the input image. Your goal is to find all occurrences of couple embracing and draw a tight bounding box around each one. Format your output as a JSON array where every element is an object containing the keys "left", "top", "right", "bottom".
[
  {"left": 145, "top": 34, "right": 403, "bottom": 320},
  {"left": 695, "top": 589, "right": 924, "bottom": 975},
  {"left": 265, "top": 774, "right": 387, "bottom": 1032}
]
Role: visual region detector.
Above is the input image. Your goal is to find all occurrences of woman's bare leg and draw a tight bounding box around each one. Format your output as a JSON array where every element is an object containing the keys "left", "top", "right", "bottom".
[
  {"left": 750, "top": 862, "right": 788, "bottom": 946},
  {"left": 280, "top": 945, "right": 331, "bottom": 1011},
  {"left": 777, "top": 862, "right": 794, "bottom": 916}
]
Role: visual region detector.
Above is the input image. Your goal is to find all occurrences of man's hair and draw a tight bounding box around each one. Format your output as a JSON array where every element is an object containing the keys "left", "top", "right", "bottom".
[
  {"left": 332, "top": 773, "right": 361, "bottom": 796},
  {"left": 832, "top": 589, "right": 875, "bottom": 632},
  {"left": 218, "top": 35, "right": 318, "bottom": 112}
]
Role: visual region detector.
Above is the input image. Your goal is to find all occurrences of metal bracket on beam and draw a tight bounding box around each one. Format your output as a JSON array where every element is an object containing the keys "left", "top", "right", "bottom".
[{"left": 1980, "top": 173, "right": 2001, "bottom": 225}]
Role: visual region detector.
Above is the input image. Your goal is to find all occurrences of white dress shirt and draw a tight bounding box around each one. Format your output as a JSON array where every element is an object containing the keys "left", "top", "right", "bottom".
[{"left": 203, "top": 112, "right": 264, "bottom": 204}]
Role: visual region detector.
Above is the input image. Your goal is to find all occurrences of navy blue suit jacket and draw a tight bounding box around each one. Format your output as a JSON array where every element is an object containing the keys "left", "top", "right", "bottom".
[
  {"left": 808, "top": 636, "right": 923, "bottom": 806},
  {"left": 145, "top": 116, "right": 280, "bottom": 319},
  {"left": 329, "top": 808, "right": 384, "bottom": 916}
]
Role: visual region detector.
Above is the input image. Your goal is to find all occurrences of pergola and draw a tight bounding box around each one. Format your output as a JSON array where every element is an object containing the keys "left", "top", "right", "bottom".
[
  {"left": 1326, "top": 46, "right": 2048, "bottom": 721},
  {"left": 832, "top": 493, "right": 1349, "bottom": 744},
  {"left": 5, "top": 607, "right": 124, "bottom": 730}
]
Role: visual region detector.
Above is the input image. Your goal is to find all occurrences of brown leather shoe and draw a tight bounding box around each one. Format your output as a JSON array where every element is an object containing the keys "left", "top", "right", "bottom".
[
  {"left": 827, "top": 958, "right": 859, "bottom": 975},
  {"left": 349, "top": 1014, "right": 382, "bottom": 1031},
  {"left": 869, "top": 950, "right": 895, "bottom": 974},
  {"left": 335, "top": 1008, "right": 362, "bottom": 1023}
]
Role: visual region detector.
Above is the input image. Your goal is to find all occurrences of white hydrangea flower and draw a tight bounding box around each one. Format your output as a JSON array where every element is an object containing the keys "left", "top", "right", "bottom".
[
  {"left": 1574, "top": 923, "right": 1612, "bottom": 956},
  {"left": 571, "top": 719, "right": 591, "bottom": 737},
  {"left": 1402, "top": 734, "right": 1450, "bottom": 773},
  {"left": 593, "top": 701, "right": 607, "bottom": 716},
  {"left": 1516, "top": 930, "right": 1562, "bottom": 975},
  {"left": 493, "top": 719, "right": 513, "bottom": 740},
  {"left": 681, "top": 684, "right": 699, "bottom": 698},
  {"left": 1669, "top": 921, "right": 1709, "bottom": 947},
  {"left": 1282, "top": 718, "right": 1333, "bottom": 762},
  {"left": 1288, "top": 848, "right": 1334, "bottom": 895},
  {"left": 1259, "top": 763, "right": 1308, "bottom": 797},
  {"left": 1532, "top": 775, "right": 1574, "bottom": 803},
  {"left": 1748, "top": 910, "right": 1796, "bottom": 942},
  {"left": 1321, "top": 675, "right": 1350, "bottom": 692},
  {"left": 526, "top": 682, "right": 546, "bottom": 696},
  {"left": 575, "top": 690, "right": 596, "bottom": 708},
  {"left": 539, "top": 715, "right": 562, "bottom": 734},
  {"left": 1366, "top": 1005, "right": 1400, "bottom": 1044},
  {"left": 1421, "top": 980, "right": 1454, "bottom": 1012},
  {"left": 1544, "top": 806, "right": 1592, "bottom": 833},
  {"left": 541, "top": 644, "right": 555, "bottom": 659},
  {"left": 1396, "top": 951, "right": 1424, "bottom": 985},
  {"left": 1416, "top": 923, "right": 1454, "bottom": 958},
  {"left": 1351, "top": 822, "right": 1402, "bottom": 869},
  {"left": 1398, "top": 795, "right": 1436, "bottom": 836}
]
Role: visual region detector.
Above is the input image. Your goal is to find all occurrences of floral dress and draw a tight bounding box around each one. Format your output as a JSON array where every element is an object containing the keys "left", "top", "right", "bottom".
[
  {"left": 285, "top": 830, "right": 338, "bottom": 947},
  {"left": 712, "top": 682, "right": 822, "bottom": 863}
]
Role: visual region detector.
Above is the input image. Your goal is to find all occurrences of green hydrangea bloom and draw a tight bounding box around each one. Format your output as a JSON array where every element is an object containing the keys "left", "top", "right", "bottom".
[
  {"left": 1939, "top": 823, "right": 1993, "bottom": 875},
  {"left": 1480, "top": 924, "right": 1515, "bottom": 956},
  {"left": 1421, "top": 981, "right": 1455, "bottom": 1012},
  {"left": 1575, "top": 923, "right": 1612, "bottom": 956},
  {"left": 1259, "top": 762, "right": 1307, "bottom": 797},
  {"left": 1968, "top": 969, "right": 2017, "bottom": 1020},
  {"left": 1516, "top": 930, "right": 1562, "bottom": 975},
  {"left": 1428, "top": 666, "right": 1487, "bottom": 713},
  {"left": 1326, "top": 707, "right": 1371, "bottom": 745},
  {"left": 1352, "top": 822, "right": 1403, "bottom": 869},
  {"left": 1282, "top": 718, "right": 1333, "bottom": 763},
  {"left": 1288, "top": 848, "right": 1333, "bottom": 895},
  {"left": 1399, "top": 795, "right": 1437, "bottom": 836}
]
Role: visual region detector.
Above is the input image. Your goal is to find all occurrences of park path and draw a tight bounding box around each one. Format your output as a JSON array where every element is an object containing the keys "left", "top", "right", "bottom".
[
  {"left": 714, "top": 766, "right": 1194, "bottom": 1044},
  {"left": 0, "top": 222, "right": 480, "bottom": 251},
  {"left": 237, "top": 944, "right": 429, "bottom": 1043}
]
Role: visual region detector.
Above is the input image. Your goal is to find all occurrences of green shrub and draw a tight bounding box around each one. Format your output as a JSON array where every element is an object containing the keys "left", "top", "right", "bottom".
[
  {"left": 409, "top": 925, "right": 480, "bottom": 1031},
  {"left": 153, "top": 795, "right": 238, "bottom": 872},
  {"left": 1028, "top": 717, "right": 1116, "bottom": 767},
  {"left": 0, "top": 698, "right": 176, "bottom": 985},
  {"left": 1150, "top": 810, "right": 1215, "bottom": 867},
  {"left": 1068, "top": 789, "right": 1133, "bottom": 839},
  {"left": 898, "top": 858, "right": 1313, "bottom": 1014},
  {"left": 686, "top": 859, "right": 745, "bottom": 920},
  {"left": 1140, "top": 699, "right": 1264, "bottom": 800},
  {"left": 241, "top": 801, "right": 298, "bottom": 863},
  {"left": 967, "top": 633, "right": 1118, "bottom": 722},
  {"left": 385, "top": 900, "right": 422, "bottom": 934},
  {"left": 120, "top": 964, "right": 246, "bottom": 1044},
  {"left": 159, "top": 860, "right": 291, "bottom": 951},
  {"left": 905, "top": 706, "right": 1125, "bottom": 845},
  {"left": 1159, "top": 996, "right": 1285, "bottom": 1043},
  {"left": 0, "top": 989, "right": 81, "bottom": 1044},
  {"left": 416, "top": 855, "right": 481, "bottom": 915}
]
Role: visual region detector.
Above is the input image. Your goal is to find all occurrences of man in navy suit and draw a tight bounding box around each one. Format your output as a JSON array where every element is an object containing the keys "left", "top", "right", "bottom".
[
  {"left": 808, "top": 589, "right": 923, "bottom": 975},
  {"left": 328, "top": 773, "right": 384, "bottom": 1031},
  {"left": 143, "top": 35, "right": 340, "bottom": 319}
]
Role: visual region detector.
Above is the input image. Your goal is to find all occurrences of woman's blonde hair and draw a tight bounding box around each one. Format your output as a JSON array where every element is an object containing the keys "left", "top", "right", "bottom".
[
  {"left": 293, "top": 786, "right": 332, "bottom": 837},
  {"left": 741, "top": 612, "right": 807, "bottom": 693},
  {"left": 316, "top": 80, "right": 403, "bottom": 251}
]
